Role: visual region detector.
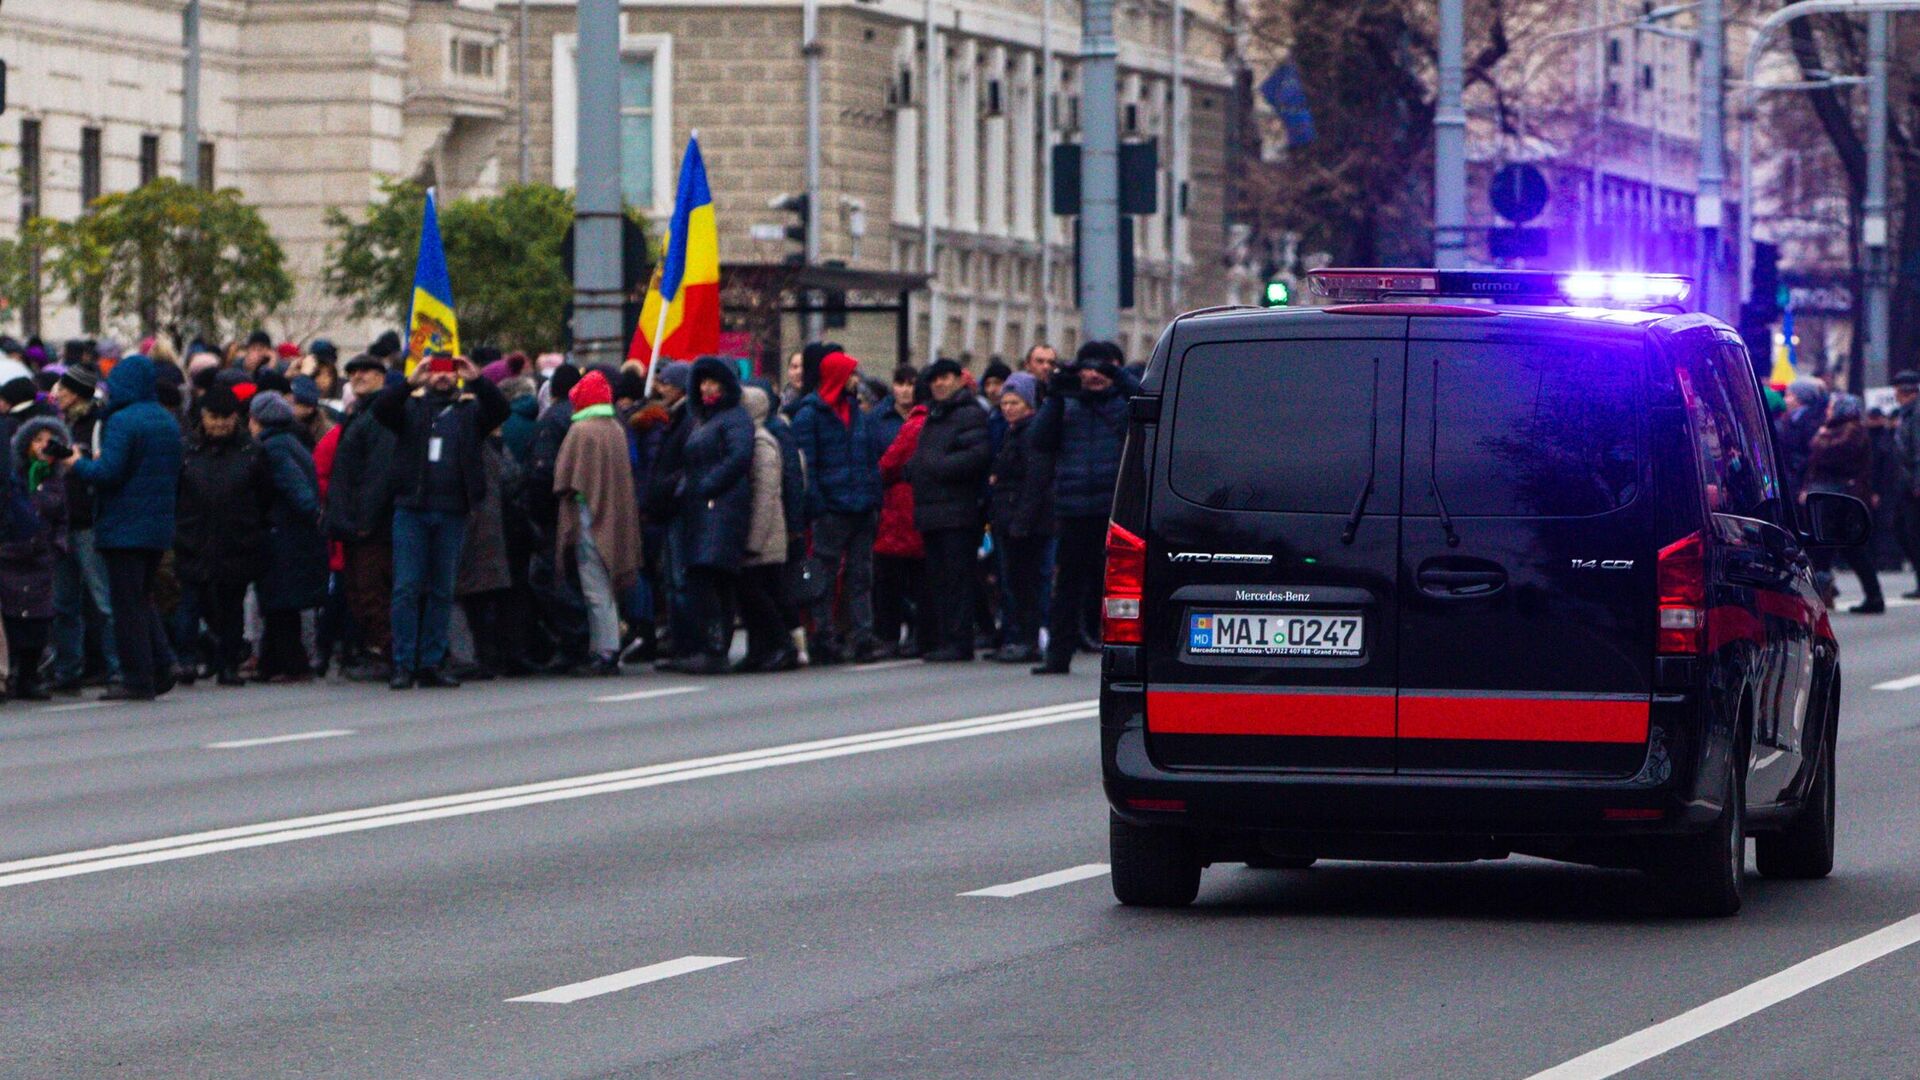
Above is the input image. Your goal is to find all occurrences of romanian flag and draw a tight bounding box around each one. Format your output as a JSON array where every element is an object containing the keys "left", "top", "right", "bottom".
[
  {"left": 406, "top": 188, "right": 459, "bottom": 373},
  {"left": 632, "top": 136, "right": 720, "bottom": 366}
]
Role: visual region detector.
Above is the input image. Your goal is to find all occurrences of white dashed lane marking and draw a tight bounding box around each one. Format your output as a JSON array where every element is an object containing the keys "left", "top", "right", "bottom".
[{"left": 508, "top": 956, "right": 742, "bottom": 1003}]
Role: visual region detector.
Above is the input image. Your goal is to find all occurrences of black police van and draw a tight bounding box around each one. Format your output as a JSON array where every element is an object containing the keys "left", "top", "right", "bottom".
[{"left": 1100, "top": 268, "right": 1872, "bottom": 916}]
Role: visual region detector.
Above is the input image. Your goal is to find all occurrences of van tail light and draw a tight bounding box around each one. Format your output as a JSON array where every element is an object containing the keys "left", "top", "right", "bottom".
[
  {"left": 1102, "top": 521, "right": 1146, "bottom": 644},
  {"left": 1657, "top": 531, "right": 1706, "bottom": 655}
]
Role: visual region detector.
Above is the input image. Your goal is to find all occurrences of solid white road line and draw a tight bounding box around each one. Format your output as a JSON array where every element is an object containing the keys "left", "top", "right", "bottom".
[
  {"left": 0, "top": 699, "right": 1097, "bottom": 890},
  {"left": 40, "top": 701, "right": 117, "bottom": 713},
  {"left": 205, "top": 729, "right": 355, "bottom": 750},
  {"left": 508, "top": 956, "right": 742, "bottom": 1003},
  {"left": 592, "top": 685, "right": 708, "bottom": 704},
  {"left": 1871, "top": 673, "right": 1920, "bottom": 692},
  {"left": 962, "top": 863, "right": 1111, "bottom": 898},
  {"left": 1526, "top": 910, "right": 1920, "bottom": 1080}
]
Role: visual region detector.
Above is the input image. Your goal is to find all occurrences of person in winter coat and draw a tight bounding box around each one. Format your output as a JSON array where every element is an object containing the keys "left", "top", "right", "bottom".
[
  {"left": 47, "top": 364, "right": 115, "bottom": 692},
  {"left": 987, "top": 372, "right": 1054, "bottom": 663},
  {"left": 874, "top": 375, "right": 930, "bottom": 656},
  {"left": 1805, "top": 392, "right": 1885, "bottom": 613},
  {"left": 372, "top": 353, "right": 510, "bottom": 689},
  {"left": 736, "top": 386, "right": 795, "bottom": 672},
  {"left": 1775, "top": 377, "right": 1828, "bottom": 498},
  {"left": 1030, "top": 341, "right": 1141, "bottom": 675},
  {"left": 645, "top": 362, "right": 700, "bottom": 666},
  {"left": 173, "top": 386, "right": 269, "bottom": 685},
  {"left": 455, "top": 439, "right": 522, "bottom": 679},
  {"left": 249, "top": 391, "right": 328, "bottom": 680},
  {"left": 671, "top": 356, "right": 756, "bottom": 674},
  {"left": 554, "top": 371, "right": 644, "bottom": 676},
  {"left": 500, "top": 381, "right": 540, "bottom": 467},
  {"left": 323, "top": 355, "right": 400, "bottom": 678},
  {"left": 0, "top": 377, "right": 53, "bottom": 453},
  {"left": 1891, "top": 370, "right": 1920, "bottom": 599},
  {"left": 908, "top": 358, "right": 993, "bottom": 661},
  {"left": 66, "top": 354, "right": 181, "bottom": 700},
  {"left": 788, "top": 350, "right": 885, "bottom": 664},
  {"left": 526, "top": 363, "right": 588, "bottom": 671},
  {"left": 758, "top": 380, "right": 807, "bottom": 662},
  {"left": 2, "top": 416, "right": 70, "bottom": 698}
]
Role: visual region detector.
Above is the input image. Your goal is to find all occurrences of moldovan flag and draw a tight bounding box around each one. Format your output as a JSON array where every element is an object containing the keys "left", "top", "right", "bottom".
[
  {"left": 631, "top": 136, "right": 720, "bottom": 365},
  {"left": 406, "top": 188, "right": 460, "bottom": 373}
]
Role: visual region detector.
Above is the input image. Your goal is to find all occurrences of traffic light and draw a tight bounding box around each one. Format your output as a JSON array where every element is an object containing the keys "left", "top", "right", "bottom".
[
  {"left": 771, "top": 192, "right": 809, "bottom": 266},
  {"left": 1749, "top": 241, "right": 1781, "bottom": 322},
  {"left": 1264, "top": 279, "right": 1291, "bottom": 307}
]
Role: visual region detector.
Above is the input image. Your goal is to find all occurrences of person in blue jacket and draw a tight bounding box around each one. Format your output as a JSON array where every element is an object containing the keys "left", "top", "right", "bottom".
[
  {"left": 65, "top": 353, "right": 182, "bottom": 700},
  {"left": 670, "top": 356, "right": 756, "bottom": 674},
  {"left": 788, "top": 349, "right": 885, "bottom": 664}
]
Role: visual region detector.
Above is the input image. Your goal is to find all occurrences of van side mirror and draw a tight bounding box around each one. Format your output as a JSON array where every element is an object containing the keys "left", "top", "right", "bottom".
[
  {"left": 1128, "top": 394, "right": 1161, "bottom": 423},
  {"left": 1802, "top": 491, "right": 1872, "bottom": 549}
]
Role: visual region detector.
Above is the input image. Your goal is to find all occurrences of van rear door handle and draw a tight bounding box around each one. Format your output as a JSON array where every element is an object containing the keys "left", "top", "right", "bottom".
[{"left": 1416, "top": 567, "right": 1507, "bottom": 598}]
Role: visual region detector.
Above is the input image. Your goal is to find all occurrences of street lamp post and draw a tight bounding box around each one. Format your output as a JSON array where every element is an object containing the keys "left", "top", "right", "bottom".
[{"left": 1434, "top": 0, "right": 1466, "bottom": 268}]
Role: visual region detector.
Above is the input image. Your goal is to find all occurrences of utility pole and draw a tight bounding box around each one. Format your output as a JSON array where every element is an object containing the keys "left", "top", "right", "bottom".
[
  {"left": 1696, "top": 0, "right": 1726, "bottom": 318},
  {"left": 1169, "top": 0, "right": 1185, "bottom": 313},
  {"left": 1865, "top": 10, "right": 1891, "bottom": 386},
  {"left": 923, "top": 0, "right": 944, "bottom": 360},
  {"left": 182, "top": 0, "right": 201, "bottom": 188},
  {"left": 1039, "top": 0, "right": 1054, "bottom": 340},
  {"left": 571, "top": 0, "right": 625, "bottom": 365},
  {"left": 1433, "top": 0, "right": 1466, "bottom": 268},
  {"left": 518, "top": 0, "right": 531, "bottom": 184},
  {"left": 803, "top": 0, "right": 824, "bottom": 338},
  {"left": 1078, "top": 0, "right": 1120, "bottom": 339}
]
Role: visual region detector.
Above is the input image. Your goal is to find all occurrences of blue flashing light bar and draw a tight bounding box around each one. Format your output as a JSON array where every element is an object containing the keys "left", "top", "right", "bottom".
[{"left": 1306, "top": 268, "right": 1691, "bottom": 307}]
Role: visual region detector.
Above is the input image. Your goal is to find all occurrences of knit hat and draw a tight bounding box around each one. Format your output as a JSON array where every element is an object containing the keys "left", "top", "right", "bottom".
[
  {"left": 246, "top": 330, "right": 274, "bottom": 349},
  {"left": 1001, "top": 371, "right": 1039, "bottom": 411},
  {"left": 480, "top": 360, "right": 514, "bottom": 384},
  {"left": 57, "top": 366, "right": 99, "bottom": 398},
  {"left": 614, "top": 368, "right": 649, "bottom": 403},
  {"left": 249, "top": 389, "right": 295, "bottom": 425},
  {"left": 276, "top": 342, "right": 301, "bottom": 360},
  {"left": 289, "top": 376, "right": 322, "bottom": 407},
  {"left": 308, "top": 338, "right": 338, "bottom": 362},
  {"left": 200, "top": 385, "right": 241, "bottom": 418},
  {"left": 254, "top": 369, "right": 291, "bottom": 395},
  {"left": 1, "top": 377, "right": 37, "bottom": 407},
  {"left": 368, "top": 330, "right": 402, "bottom": 360},
  {"left": 547, "top": 364, "right": 582, "bottom": 403},
  {"left": 186, "top": 352, "right": 221, "bottom": 378},
  {"left": 1893, "top": 370, "right": 1920, "bottom": 389},
  {"left": 1828, "top": 393, "right": 1864, "bottom": 423},
  {"left": 657, "top": 361, "right": 693, "bottom": 392},
  {"left": 570, "top": 370, "right": 613, "bottom": 409},
  {"left": 1788, "top": 377, "right": 1827, "bottom": 410},
  {"left": 925, "top": 357, "right": 965, "bottom": 382},
  {"left": 983, "top": 360, "right": 1013, "bottom": 386}
]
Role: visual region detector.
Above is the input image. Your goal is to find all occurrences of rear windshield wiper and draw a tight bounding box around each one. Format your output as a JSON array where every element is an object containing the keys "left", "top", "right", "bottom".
[
  {"left": 1340, "top": 357, "right": 1380, "bottom": 545},
  {"left": 1429, "top": 356, "right": 1461, "bottom": 548}
]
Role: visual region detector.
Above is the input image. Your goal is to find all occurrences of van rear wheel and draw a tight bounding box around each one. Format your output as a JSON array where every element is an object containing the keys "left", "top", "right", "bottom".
[
  {"left": 1110, "top": 812, "right": 1201, "bottom": 907},
  {"left": 1650, "top": 753, "right": 1745, "bottom": 917}
]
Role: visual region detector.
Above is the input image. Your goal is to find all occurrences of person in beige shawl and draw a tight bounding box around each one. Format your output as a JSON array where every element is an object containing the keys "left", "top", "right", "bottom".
[
  {"left": 553, "top": 370, "right": 643, "bottom": 676},
  {"left": 735, "top": 386, "right": 796, "bottom": 672}
]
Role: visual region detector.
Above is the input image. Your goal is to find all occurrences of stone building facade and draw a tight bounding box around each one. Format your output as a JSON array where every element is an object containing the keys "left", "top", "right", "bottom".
[
  {"left": 0, "top": 0, "right": 515, "bottom": 341},
  {"left": 512, "top": 0, "right": 1240, "bottom": 367}
]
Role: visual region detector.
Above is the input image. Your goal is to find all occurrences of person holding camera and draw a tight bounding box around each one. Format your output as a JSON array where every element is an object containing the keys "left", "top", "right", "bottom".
[
  {"left": 1031, "top": 341, "right": 1141, "bottom": 675},
  {"left": 372, "top": 352, "right": 510, "bottom": 689}
]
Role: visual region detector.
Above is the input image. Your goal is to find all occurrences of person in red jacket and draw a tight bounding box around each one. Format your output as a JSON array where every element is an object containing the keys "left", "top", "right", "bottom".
[{"left": 875, "top": 371, "right": 930, "bottom": 656}]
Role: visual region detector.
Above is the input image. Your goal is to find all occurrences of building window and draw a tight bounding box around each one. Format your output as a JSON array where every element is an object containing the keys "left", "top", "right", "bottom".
[
  {"left": 139, "top": 133, "right": 160, "bottom": 186},
  {"left": 451, "top": 38, "right": 497, "bottom": 78},
  {"left": 621, "top": 54, "right": 655, "bottom": 209},
  {"left": 198, "top": 142, "right": 216, "bottom": 190},
  {"left": 80, "top": 127, "right": 102, "bottom": 208},
  {"left": 1641, "top": 64, "right": 1653, "bottom": 90},
  {"left": 19, "top": 119, "right": 41, "bottom": 335},
  {"left": 1607, "top": 38, "right": 1621, "bottom": 65}
]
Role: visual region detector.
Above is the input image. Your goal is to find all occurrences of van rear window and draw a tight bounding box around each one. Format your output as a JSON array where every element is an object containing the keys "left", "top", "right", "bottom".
[
  {"left": 1168, "top": 339, "right": 1384, "bottom": 513},
  {"left": 1419, "top": 338, "right": 1642, "bottom": 518}
]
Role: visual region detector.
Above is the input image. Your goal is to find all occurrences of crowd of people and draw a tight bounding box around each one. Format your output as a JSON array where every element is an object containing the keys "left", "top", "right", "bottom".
[
  {"left": 0, "top": 331, "right": 1142, "bottom": 699},
  {"left": 1776, "top": 369, "right": 1920, "bottom": 615}
]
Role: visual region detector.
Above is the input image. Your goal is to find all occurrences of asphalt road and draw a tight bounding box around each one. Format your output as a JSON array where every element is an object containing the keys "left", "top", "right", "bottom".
[{"left": 4, "top": 587, "right": 1920, "bottom": 1079}]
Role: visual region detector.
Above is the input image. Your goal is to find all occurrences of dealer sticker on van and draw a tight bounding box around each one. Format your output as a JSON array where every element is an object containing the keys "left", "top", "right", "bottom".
[{"left": 1188, "top": 612, "right": 1365, "bottom": 658}]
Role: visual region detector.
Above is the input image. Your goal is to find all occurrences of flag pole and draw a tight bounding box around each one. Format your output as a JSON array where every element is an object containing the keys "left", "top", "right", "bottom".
[{"left": 641, "top": 131, "right": 697, "bottom": 400}]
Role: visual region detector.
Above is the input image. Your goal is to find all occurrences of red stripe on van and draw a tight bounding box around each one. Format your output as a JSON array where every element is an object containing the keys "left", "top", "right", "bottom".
[
  {"left": 1398, "top": 695, "right": 1648, "bottom": 743},
  {"left": 1147, "top": 690, "right": 1395, "bottom": 738}
]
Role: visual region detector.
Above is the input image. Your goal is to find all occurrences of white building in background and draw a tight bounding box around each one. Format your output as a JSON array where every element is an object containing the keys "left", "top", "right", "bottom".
[{"left": 0, "top": 0, "right": 514, "bottom": 342}]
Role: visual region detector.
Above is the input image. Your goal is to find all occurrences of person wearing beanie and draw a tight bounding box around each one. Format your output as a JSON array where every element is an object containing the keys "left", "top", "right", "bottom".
[
  {"left": 1777, "top": 376, "right": 1830, "bottom": 498},
  {"left": 552, "top": 371, "right": 642, "bottom": 675},
  {"left": 323, "top": 351, "right": 402, "bottom": 680},
  {"left": 1031, "top": 340, "right": 1141, "bottom": 674},
  {"left": 287, "top": 375, "right": 334, "bottom": 447},
  {"left": 371, "top": 352, "right": 510, "bottom": 689},
  {"left": 45, "top": 360, "right": 115, "bottom": 692},
  {"left": 521, "top": 362, "right": 591, "bottom": 669},
  {"left": 613, "top": 368, "right": 649, "bottom": 409},
  {"left": 253, "top": 368, "right": 292, "bottom": 397},
  {"left": 368, "top": 330, "right": 403, "bottom": 365},
  {"left": 247, "top": 391, "right": 328, "bottom": 680},
  {"left": 174, "top": 384, "right": 270, "bottom": 686},
  {"left": 0, "top": 376, "right": 51, "bottom": 452},
  {"left": 498, "top": 375, "right": 539, "bottom": 466},
  {"left": 309, "top": 338, "right": 338, "bottom": 365},
  {"left": 790, "top": 349, "right": 885, "bottom": 664},
  {"left": 905, "top": 357, "right": 991, "bottom": 662},
  {"left": 65, "top": 354, "right": 182, "bottom": 700},
  {"left": 242, "top": 331, "right": 275, "bottom": 373},
  {"left": 988, "top": 370, "right": 1052, "bottom": 663}
]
